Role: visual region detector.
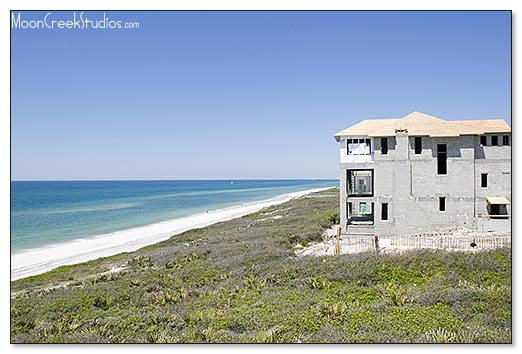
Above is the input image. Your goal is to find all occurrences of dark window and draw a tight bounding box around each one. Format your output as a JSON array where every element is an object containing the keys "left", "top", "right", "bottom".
[
  {"left": 414, "top": 137, "right": 422, "bottom": 154},
  {"left": 348, "top": 202, "right": 352, "bottom": 215},
  {"left": 347, "top": 170, "right": 373, "bottom": 196},
  {"left": 439, "top": 197, "right": 446, "bottom": 212},
  {"left": 437, "top": 144, "right": 447, "bottom": 175},
  {"left": 488, "top": 203, "right": 508, "bottom": 217},
  {"left": 492, "top": 136, "right": 498, "bottom": 146},
  {"left": 481, "top": 173, "right": 488, "bottom": 188},
  {"left": 381, "top": 203, "right": 388, "bottom": 221},
  {"left": 381, "top": 138, "right": 388, "bottom": 155},
  {"left": 480, "top": 136, "right": 487, "bottom": 146},
  {"left": 503, "top": 135, "right": 509, "bottom": 146}
]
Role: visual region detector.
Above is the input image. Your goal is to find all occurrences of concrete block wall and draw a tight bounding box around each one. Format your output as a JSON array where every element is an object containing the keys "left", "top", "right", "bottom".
[
  {"left": 339, "top": 132, "right": 511, "bottom": 236},
  {"left": 474, "top": 134, "right": 511, "bottom": 217}
]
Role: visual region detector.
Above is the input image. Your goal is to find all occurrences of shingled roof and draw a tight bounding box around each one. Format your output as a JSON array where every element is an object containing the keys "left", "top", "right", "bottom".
[{"left": 333, "top": 111, "right": 511, "bottom": 141}]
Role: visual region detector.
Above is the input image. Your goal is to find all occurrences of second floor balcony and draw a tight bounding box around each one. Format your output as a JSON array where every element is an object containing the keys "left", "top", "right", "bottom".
[
  {"left": 347, "top": 169, "right": 373, "bottom": 197},
  {"left": 340, "top": 138, "right": 374, "bottom": 163}
]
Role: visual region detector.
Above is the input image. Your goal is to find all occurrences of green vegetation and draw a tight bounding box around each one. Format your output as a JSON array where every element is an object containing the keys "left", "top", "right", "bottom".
[{"left": 10, "top": 188, "right": 511, "bottom": 343}]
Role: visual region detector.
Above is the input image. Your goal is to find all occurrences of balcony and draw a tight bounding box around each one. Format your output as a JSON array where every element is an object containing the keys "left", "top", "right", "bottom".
[
  {"left": 340, "top": 138, "right": 374, "bottom": 163},
  {"left": 347, "top": 169, "right": 373, "bottom": 197},
  {"left": 347, "top": 200, "right": 374, "bottom": 226}
]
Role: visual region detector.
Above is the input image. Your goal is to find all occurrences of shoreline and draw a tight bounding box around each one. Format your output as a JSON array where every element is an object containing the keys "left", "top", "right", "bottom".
[{"left": 11, "top": 187, "right": 333, "bottom": 281}]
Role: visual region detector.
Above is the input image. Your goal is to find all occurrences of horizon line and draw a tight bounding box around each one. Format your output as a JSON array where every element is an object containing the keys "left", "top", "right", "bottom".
[{"left": 11, "top": 178, "right": 340, "bottom": 182}]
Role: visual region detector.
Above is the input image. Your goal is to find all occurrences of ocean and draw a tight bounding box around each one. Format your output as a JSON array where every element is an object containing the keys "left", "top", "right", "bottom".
[{"left": 11, "top": 179, "right": 338, "bottom": 253}]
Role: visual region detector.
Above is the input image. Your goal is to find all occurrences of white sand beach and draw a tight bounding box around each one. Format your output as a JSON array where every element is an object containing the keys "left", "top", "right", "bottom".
[{"left": 11, "top": 187, "right": 331, "bottom": 281}]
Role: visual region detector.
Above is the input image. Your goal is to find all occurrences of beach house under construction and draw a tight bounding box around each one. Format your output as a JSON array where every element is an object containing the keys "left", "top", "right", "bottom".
[{"left": 333, "top": 111, "right": 511, "bottom": 237}]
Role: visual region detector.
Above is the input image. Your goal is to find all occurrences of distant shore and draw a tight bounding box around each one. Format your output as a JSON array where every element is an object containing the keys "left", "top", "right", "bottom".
[{"left": 11, "top": 187, "right": 332, "bottom": 280}]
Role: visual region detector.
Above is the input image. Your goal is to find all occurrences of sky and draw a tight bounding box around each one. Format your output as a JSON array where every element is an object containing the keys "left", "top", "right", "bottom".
[{"left": 10, "top": 10, "right": 511, "bottom": 180}]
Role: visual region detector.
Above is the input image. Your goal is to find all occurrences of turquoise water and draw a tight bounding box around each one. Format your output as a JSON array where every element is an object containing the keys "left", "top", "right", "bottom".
[{"left": 11, "top": 179, "right": 338, "bottom": 252}]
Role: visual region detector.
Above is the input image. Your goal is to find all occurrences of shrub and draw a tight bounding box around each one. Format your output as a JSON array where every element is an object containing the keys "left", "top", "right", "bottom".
[
  {"left": 313, "top": 301, "right": 349, "bottom": 321},
  {"left": 127, "top": 256, "right": 154, "bottom": 268},
  {"left": 301, "top": 276, "right": 329, "bottom": 290},
  {"left": 376, "top": 263, "right": 427, "bottom": 285},
  {"left": 93, "top": 295, "right": 115, "bottom": 310},
  {"left": 253, "top": 326, "right": 285, "bottom": 343},
  {"left": 375, "top": 283, "right": 410, "bottom": 306},
  {"left": 424, "top": 328, "right": 482, "bottom": 343},
  {"left": 243, "top": 274, "right": 266, "bottom": 292},
  {"left": 322, "top": 211, "right": 340, "bottom": 225}
]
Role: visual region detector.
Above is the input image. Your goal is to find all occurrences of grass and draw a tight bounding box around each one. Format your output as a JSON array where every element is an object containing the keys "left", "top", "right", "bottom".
[{"left": 10, "top": 188, "right": 511, "bottom": 343}]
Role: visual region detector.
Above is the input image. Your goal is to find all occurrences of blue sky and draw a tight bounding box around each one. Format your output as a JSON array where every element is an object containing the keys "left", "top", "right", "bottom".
[{"left": 11, "top": 11, "right": 511, "bottom": 180}]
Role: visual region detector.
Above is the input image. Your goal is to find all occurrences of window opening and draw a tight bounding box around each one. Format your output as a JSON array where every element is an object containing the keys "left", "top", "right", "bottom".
[
  {"left": 439, "top": 197, "right": 446, "bottom": 211},
  {"left": 481, "top": 173, "right": 488, "bottom": 188},
  {"left": 414, "top": 137, "right": 422, "bottom": 154},
  {"left": 381, "top": 203, "right": 388, "bottom": 220},
  {"left": 381, "top": 138, "right": 388, "bottom": 155},
  {"left": 437, "top": 144, "right": 447, "bottom": 175}
]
